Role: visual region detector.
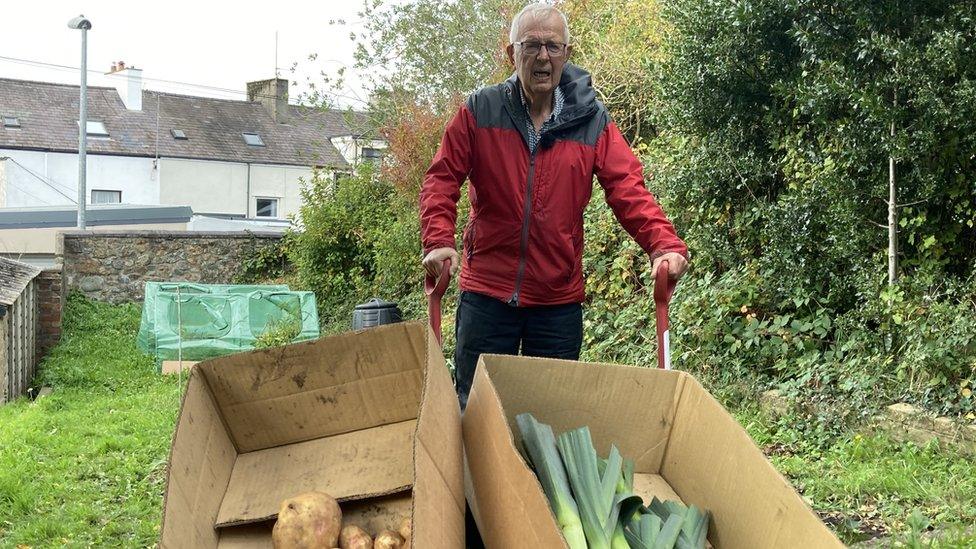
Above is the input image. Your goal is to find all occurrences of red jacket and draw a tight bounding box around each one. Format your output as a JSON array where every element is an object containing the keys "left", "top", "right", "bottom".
[{"left": 420, "top": 64, "right": 687, "bottom": 306}]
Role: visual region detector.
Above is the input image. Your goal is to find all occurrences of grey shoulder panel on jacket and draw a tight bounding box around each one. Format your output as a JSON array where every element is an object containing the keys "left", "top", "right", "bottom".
[
  {"left": 572, "top": 100, "right": 610, "bottom": 147},
  {"left": 466, "top": 84, "right": 519, "bottom": 132}
]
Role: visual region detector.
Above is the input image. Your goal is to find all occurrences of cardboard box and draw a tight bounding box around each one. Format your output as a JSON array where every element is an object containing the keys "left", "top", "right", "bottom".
[
  {"left": 159, "top": 322, "right": 463, "bottom": 548},
  {"left": 463, "top": 355, "right": 844, "bottom": 549}
]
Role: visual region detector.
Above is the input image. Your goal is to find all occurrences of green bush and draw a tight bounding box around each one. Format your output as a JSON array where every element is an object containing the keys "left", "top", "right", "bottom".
[
  {"left": 253, "top": 318, "right": 303, "bottom": 349},
  {"left": 235, "top": 236, "right": 292, "bottom": 284},
  {"left": 287, "top": 164, "right": 397, "bottom": 332}
]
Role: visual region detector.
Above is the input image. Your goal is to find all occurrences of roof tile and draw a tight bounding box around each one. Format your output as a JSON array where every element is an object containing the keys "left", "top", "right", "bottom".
[{"left": 0, "top": 78, "right": 373, "bottom": 168}]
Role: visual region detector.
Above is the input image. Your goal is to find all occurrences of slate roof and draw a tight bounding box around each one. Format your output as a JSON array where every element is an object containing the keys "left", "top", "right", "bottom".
[
  {"left": 0, "top": 256, "right": 42, "bottom": 307},
  {"left": 0, "top": 78, "right": 373, "bottom": 168}
]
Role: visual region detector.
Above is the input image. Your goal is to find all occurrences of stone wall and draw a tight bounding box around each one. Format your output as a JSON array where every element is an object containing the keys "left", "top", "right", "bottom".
[
  {"left": 35, "top": 269, "right": 64, "bottom": 358},
  {"left": 58, "top": 231, "right": 283, "bottom": 304},
  {"left": 759, "top": 389, "right": 976, "bottom": 456},
  {"left": 875, "top": 402, "right": 976, "bottom": 456}
]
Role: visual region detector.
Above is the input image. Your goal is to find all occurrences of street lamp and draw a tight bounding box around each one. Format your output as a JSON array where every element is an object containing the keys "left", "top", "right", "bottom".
[{"left": 68, "top": 15, "right": 91, "bottom": 230}]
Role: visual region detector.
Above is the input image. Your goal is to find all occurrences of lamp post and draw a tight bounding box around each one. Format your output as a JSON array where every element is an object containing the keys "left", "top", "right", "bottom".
[{"left": 68, "top": 15, "right": 91, "bottom": 230}]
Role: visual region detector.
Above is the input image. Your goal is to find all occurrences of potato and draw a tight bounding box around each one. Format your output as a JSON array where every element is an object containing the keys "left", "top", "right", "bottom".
[
  {"left": 272, "top": 491, "right": 342, "bottom": 549},
  {"left": 339, "top": 524, "right": 373, "bottom": 549},
  {"left": 397, "top": 517, "right": 412, "bottom": 541},
  {"left": 373, "top": 530, "right": 405, "bottom": 549}
]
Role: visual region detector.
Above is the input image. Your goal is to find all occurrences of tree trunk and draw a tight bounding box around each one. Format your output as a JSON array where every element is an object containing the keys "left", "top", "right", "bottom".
[{"left": 888, "top": 91, "right": 898, "bottom": 286}]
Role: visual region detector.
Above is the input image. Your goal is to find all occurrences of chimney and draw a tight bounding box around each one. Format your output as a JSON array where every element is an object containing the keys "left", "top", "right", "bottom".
[
  {"left": 246, "top": 78, "right": 290, "bottom": 123},
  {"left": 107, "top": 61, "right": 143, "bottom": 111}
]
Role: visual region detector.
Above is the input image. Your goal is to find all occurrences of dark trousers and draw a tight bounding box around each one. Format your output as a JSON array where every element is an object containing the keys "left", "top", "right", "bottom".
[{"left": 454, "top": 291, "right": 583, "bottom": 410}]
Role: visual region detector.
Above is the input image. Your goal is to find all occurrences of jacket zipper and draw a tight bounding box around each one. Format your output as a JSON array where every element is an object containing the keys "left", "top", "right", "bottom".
[
  {"left": 509, "top": 151, "right": 536, "bottom": 306},
  {"left": 501, "top": 83, "right": 594, "bottom": 306}
]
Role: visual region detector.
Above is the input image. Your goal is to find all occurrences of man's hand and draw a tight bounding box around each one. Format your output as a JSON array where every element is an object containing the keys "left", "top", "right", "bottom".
[
  {"left": 422, "top": 247, "right": 461, "bottom": 278},
  {"left": 652, "top": 252, "right": 689, "bottom": 282}
]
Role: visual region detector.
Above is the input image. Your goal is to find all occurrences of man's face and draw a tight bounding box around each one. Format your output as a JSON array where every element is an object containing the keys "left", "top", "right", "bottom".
[{"left": 506, "top": 13, "right": 571, "bottom": 102}]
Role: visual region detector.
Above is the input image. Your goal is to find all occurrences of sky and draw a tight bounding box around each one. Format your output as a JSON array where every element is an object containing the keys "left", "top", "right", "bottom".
[{"left": 0, "top": 0, "right": 373, "bottom": 108}]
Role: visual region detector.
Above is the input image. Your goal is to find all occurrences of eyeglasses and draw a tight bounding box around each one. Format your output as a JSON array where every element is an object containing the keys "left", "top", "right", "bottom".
[{"left": 514, "top": 41, "right": 568, "bottom": 57}]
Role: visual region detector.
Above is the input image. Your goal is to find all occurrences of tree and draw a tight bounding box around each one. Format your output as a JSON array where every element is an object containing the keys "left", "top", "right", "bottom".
[{"left": 653, "top": 0, "right": 976, "bottom": 307}]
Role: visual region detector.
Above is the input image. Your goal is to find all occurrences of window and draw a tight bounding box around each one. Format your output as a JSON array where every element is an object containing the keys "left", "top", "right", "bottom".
[
  {"left": 332, "top": 170, "right": 348, "bottom": 184},
  {"left": 78, "top": 120, "right": 109, "bottom": 137},
  {"left": 171, "top": 129, "right": 188, "bottom": 140},
  {"left": 361, "top": 147, "right": 383, "bottom": 163},
  {"left": 242, "top": 132, "right": 265, "bottom": 146},
  {"left": 2, "top": 116, "right": 20, "bottom": 128},
  {"left": 91, "top": 190, "right": 121, "bottom": 204},
  {"left": 255, "top": 197, "right": 278, "bottom": 218}
]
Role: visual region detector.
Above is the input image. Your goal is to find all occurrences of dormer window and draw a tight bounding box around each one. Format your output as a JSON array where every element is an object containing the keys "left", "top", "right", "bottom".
[
  {"left": 242, "top": 132, "right": 265, "bottom": 146},
  {"left": 361, "top": 147, "right": 384, "bottom": 163},
  {"left": 78, "top": 120, "right": 109, "bottom": 137}
]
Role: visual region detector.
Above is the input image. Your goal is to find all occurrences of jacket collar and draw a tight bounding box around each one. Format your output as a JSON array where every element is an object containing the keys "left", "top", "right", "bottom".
[{"left": 504, "top": 63, "right": 598, "bottom": 132}]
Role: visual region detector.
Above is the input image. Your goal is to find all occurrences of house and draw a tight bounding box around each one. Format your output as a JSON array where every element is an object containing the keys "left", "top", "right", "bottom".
[{"left": 0, "top": 67, "right": 384, "bottom": 223}]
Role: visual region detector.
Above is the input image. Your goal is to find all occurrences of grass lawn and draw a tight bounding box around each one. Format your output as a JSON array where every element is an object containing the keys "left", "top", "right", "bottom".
[
  {"left": 0, "top": 296, "right": 182, "bottom": 547},
  {"left": 1, "top": 296, "right": 974, "bottom": 547},
  {"left": 736, "top": 407, "right": 976, "bottom": 547}
]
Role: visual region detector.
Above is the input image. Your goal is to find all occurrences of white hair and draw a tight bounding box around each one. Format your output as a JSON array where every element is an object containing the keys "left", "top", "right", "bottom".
[{"left": 509, "top": 2, "right": 570, "bottom": 44}]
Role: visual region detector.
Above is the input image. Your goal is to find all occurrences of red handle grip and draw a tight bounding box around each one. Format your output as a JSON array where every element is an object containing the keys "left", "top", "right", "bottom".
[
  {"left": 654, "top": 260, "right": 674, "bottom": 370},
  {"left": 424, "top": 258, "right": 452, "bottom": 346}
]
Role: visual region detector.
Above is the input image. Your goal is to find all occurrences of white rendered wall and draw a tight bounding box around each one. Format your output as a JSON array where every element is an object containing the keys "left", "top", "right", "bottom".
[{"left": 0, "top": 149, "right": 158, "bottom": 207}]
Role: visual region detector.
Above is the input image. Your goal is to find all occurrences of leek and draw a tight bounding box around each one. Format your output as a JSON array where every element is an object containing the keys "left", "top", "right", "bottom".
[
  {"left": 516, "top": 414, "right": 587, "bottom": 549},
  {"left": 556, "top": 426, "right": 617, "bottom": 549},
  {"left": 628, "top": 501, "right": 709, "bottom": 549},
  {"left": 517, "top": 417, "right": 710, "bottom": 549},
  {"left": 653, "top": 514, "right": 684, "bottom": 549},
  {"left": 556, "top": 427, "right": 646, "bottom": 549},
  {"left": 610, "top": 457, "right": 640, "bottom": 549}
]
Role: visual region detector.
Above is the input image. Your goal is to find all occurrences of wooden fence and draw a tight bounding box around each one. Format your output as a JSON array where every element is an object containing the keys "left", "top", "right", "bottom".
[{"left": 1, "top": 258, "right": 40, "bottom": 405}]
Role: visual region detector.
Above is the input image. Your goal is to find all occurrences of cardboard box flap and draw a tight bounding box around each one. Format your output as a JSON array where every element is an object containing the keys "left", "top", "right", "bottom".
[
  {"left": 411, "top": 328, "right": 465, "bottom": 548},
  {"left": 663, "top": 377, "right": 844, "bottom": 548},
  {"left": 199, "top": 323, "right": 426, "bottom": 453},
  {"left": 160, "top": 368, "right": 237, "bottom": 548},
  {"left": 463, "top": 364, "right": 567, "bottom": 549},
  {"left": 481, "top": 355, "right": 682, "bottom": 471},
  {"left": 215, "top": 419, "right": 416, "bottom": 527}
]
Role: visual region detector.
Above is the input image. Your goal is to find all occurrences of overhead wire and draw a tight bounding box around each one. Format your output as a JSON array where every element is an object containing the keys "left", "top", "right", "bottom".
[
  {"left": 1, "top": 177, "right": 54, "bottom": 206},
  {"left": 0, "top": 54, "right": 379, "bottom": 137},
  {"left": 3, "top": 158, "right": 77, "bottom": 203},
  {"left": 0, "top": 54, "right": 369, "bottom": 106}
]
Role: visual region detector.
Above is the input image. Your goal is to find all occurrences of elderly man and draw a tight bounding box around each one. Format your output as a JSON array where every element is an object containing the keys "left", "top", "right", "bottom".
[{"left": 420, "top": 2, "right": 689, "bottom": 409}]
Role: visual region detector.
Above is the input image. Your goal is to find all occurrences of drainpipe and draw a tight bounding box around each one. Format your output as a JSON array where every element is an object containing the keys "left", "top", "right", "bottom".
[{"left": 245, "top": 163, "right": 251, "bottom": 218}]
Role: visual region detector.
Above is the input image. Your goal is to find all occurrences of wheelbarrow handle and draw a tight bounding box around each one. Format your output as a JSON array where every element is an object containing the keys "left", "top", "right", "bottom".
[
  {"left": 654, "top": 260, "right": 675, "bottom": 370},
  {"left": 424, "top": 258, "right": 452, "bottom": 346}
]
